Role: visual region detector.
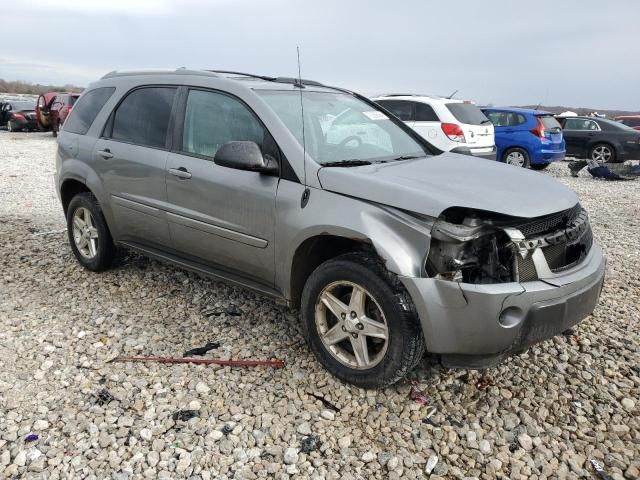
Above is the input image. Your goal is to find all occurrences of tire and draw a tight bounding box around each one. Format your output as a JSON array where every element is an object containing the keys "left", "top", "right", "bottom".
[
  {"left": 66, "top": 192, "right": 115, "bottom": 271},
  {"left": 502, "top": 147, "right": 530, "bottom": 168},
  {"left": 301, "top": 252, "right": 425, "bottom": 388},
  {"left": 7, "top": 120, "right": 19, "bottom": 132},
  {"left": 589, "top": 143, "right": 617, "bottom": 164},
  {"left": 530, "top": 163, "right": 550, "bottom": 171}
]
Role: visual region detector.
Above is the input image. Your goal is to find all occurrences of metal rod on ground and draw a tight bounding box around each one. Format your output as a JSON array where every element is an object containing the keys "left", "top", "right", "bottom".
[{"left": 108, "top": 355, "right": 285, "bottom": 368}]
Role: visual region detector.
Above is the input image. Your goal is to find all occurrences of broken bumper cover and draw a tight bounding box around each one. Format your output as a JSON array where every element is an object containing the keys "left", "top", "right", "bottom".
[{"left": 400, "top": 242, "right": 605, "bottom": 366}]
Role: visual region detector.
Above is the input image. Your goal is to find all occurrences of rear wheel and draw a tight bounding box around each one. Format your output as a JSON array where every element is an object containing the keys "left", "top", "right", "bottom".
[
  {"left": 589, "top": 143, "right": 616, "bottom": 164},
  {"left": 301, "top": 252, "right": 425, "bottom": 388},
  {"left": 530, "top": 163, "right": 550, "bottom": 171},
  {"left": 502, "top": 148, "right": 530, "bottom": 168},
  {"left": 66, "top": 193, "right": 115, "bottom": 271},
  {"left": 7, "top": 120, "right": 19, "bottom": 132}
]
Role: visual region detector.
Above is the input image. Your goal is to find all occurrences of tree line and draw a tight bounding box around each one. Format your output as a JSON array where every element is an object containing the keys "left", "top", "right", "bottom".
[{"left": 0, "top": 79, "right": 83, "bottom": 95}]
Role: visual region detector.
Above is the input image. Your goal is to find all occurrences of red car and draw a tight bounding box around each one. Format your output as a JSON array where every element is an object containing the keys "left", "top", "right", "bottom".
[
  {"left": 36, "top": 92, "right": 81, "bottom": 136},
  {"left": 615, "top": 115, "right": 640, "bottom": 131}
]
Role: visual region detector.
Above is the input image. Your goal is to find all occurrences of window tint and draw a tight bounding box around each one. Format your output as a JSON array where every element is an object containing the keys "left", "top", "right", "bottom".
[
  {"left": 484, "top": 111, "right": 525, "bottom": 127},
  {"left": 538, "top": 115, "right": 561, "bottom": 130},
  {"left": 619, "top": 118, "right": 640, "bottom": 127},
  {"left": 376, "top": 100, "right": 414, "bottom": 121},
  {"left": 445, "top": 103, "right": 489, "bottom": 125},
  {"left": 182, "top": 89, "right": 265, "bottom": 158},
  {"left": 563, "top": 118, "right": 599, "bottom": 131},
  {"left": 413, "top": 102, "right": 439, "bottom": 122},
  {"left": 111, "top": 87, "right": 176, "bottom": 148},
  {"left": 64, "top": 87, "right": 115, "bottom": 135}
]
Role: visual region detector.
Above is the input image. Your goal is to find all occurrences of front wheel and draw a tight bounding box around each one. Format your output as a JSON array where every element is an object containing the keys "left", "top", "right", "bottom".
[
  {"left": 66, "top": 192, "right": 115, "bottom": 271},
  {"left": 301, "top": 253, "right": 425, "bottom": 388},
  {"left": 530, "top": 163, "right": 550, "bottom": 171},
  {"left": 589, "top": 143, "right": 616, "bottom": 164},
  {"left": 502, "top": 148, "right": 530, "bottom": 168}
]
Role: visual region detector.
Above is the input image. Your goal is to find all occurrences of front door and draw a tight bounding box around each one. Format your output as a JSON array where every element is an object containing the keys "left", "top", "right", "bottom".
[
  {"left": 165, "top": 88, "right": 279, "bottom": 286},
  {"left": 94, "top": 86, "right": 178, "bottom": 248}
]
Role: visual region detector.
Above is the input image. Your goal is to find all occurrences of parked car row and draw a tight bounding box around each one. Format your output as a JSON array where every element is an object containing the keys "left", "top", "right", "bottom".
[
  {"left": 0, "top": 91, "right": 80, "bottom": 135},
  {"left": 54, "top": 68, "right": 606, "bottom": 387}
]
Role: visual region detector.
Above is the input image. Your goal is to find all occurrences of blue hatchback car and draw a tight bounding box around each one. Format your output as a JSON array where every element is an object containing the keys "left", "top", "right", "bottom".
[{"left": 481, "top": 107, "right": 565, "bottom": 170}]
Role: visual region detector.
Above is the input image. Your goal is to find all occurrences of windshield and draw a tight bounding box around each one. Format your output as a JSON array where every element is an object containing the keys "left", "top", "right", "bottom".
[
  {"left": 445, "top": 102, "right": 489, "bottom": 125},
  {"left": 538, "top": 115, "right": 561, "bottom": 130},
  {"left": 10, "top": 101, "right": 35, "bottom": 111},
  {"left": 256, "top": 90, "right": 428, "bottom": 165}
]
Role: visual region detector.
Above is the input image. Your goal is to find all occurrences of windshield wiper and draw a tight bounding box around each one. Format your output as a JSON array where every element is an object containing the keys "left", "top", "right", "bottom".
[
  {"left": 393, "top": 155, "right": 424, "bottom": 161},
  {"left": 480, "top": 119, "right": 492, "bottom": 125},
  {"left": 321, "top": 159, "right": 373, "bottom": 167}
]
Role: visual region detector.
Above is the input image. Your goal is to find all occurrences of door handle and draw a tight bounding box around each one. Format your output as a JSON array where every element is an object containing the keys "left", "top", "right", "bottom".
[
  {"left": 97, "top": 149, "right": 113, "bottom": 159},
  {"left": 168, "top": 167, "right": 192, "bottom": 179}
]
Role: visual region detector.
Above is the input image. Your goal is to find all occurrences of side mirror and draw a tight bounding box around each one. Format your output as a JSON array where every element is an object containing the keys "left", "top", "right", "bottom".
[{"left": 214, "top": 141, "right": 278, "bottom": 174}]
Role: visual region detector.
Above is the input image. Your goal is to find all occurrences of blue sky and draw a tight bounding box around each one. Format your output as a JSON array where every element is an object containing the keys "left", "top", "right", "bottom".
[{"left": 1, "top": 0, "right": 639, "bottom": 109}]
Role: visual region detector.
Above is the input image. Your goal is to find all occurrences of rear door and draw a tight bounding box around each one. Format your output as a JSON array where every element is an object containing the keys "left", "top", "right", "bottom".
[
  {"left": 94, "top": 86, "right": 178, "bottom": 248},
  {"left": 560, "top": 118, "right": 599, "bottom": 156},
  {"left": 411, "top": 101, "right": 442, "bottom": 146},
  {"left": 164, "top": 87, "right": 279, "bottom": 286}
]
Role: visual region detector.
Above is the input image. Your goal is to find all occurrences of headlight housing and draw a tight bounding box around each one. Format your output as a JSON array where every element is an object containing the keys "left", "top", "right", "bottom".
[{"left": 427, "top": 217, "right": 515, "bottom": 284}]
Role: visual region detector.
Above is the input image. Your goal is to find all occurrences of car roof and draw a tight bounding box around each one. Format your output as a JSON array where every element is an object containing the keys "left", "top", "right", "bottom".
[
  {"left": 372, "top": 94, "right": 464, "bottom": 104},
  {"left": 482, "top": 107, "right": 551, "bottom": 115},
  {"left": 99, "top": 68, "right": 344, "bottom": 94},
  {"left": 615, "top": 115, "right": 640, "bottom": 119}
]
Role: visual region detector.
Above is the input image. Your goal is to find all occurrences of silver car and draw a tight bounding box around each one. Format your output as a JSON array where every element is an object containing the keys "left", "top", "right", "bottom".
[{"left": 55, "top": 69, "right": 605, "bottom": 388}]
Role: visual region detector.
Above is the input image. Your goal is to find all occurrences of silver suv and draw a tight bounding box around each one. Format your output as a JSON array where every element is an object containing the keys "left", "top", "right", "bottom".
[{"left": 55, "top": 69, "right": 606, "bottom": 388}]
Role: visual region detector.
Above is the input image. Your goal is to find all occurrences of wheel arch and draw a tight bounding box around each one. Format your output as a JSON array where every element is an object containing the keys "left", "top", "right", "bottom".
[{"left": 60, "top": 178, "right": 93, "bottom": 215}]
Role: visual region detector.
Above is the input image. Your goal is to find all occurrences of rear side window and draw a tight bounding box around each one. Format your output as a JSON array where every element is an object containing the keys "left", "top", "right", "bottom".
[
  {"left": 538, "top": 115, "right": 561, "bottom": 130},
  {"left": 414, "top": 102, "right": 439, "bottom": 122},
  {"left": 376, "top": 100, "right": 414, "bottom": 121},
  {"left": 64, "top": 87, "right": 115, "bottom": 135},
  {"left": 445, "top": 103, "right": 489, "bottom": 125},
  {"left": 484, "top": 111, "right": 525, "bottom": 127},
  {"left": 563, "top": 118, "right": 599, "bottom": 131},
  {"left": 111, "top": 87, "right": 177, "bottom": 149},
  {"left": 181, "top": 89, "right": 265, "bottom": 158}
]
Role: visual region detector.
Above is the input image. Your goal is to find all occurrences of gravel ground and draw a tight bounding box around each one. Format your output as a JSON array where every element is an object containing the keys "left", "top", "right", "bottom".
[{"left": 0, "top": 131, "right": 638, "bottom": 480}]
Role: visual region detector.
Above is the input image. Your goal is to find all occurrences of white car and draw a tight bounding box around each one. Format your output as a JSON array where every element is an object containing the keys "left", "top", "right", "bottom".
[{"left": 373, "top": 95, "right": 496, "bottom": 159}]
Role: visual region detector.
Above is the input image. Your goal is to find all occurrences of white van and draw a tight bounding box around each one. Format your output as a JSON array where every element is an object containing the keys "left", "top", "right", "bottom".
[{"left": 373, "top": 95, "right": 496, "bottom": 159}]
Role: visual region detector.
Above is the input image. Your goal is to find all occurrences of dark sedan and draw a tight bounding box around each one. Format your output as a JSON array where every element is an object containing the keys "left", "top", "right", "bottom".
[
  {"left": 557, "top": 116, "right": 640, "bottom": 164},
  {"left": 0, "top": 100, "right": 38, "bottom": 132}
]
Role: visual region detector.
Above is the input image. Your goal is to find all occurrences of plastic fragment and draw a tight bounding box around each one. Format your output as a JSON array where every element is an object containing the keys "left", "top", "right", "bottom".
[
  {"left": 300, "top": 434, "right": 321, "bottom": 453},
  {"left": 24, "top": 434, "right": 39, "bottom": 443},
  {"left": 409, "top": 386, "right": 429, "bottom": 405},
  {"left": 92, "top": 389, "right": 115, "bottom": 406},
  {"left": 183, "top": 341, "right": 221, "bottom": 357},
  {"left": 172, "top": 410, "right": 199, "bottom": 422}
]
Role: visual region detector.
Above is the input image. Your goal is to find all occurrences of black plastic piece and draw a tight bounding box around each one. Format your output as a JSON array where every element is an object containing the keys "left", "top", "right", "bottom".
[{"left": 301, "top": 188, "right": 310, "bottom": 208}]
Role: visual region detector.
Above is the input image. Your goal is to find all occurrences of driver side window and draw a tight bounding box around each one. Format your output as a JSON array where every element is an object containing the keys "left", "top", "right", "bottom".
[{"left": 181, "top": 89, "right": 266, "bottom": 159}]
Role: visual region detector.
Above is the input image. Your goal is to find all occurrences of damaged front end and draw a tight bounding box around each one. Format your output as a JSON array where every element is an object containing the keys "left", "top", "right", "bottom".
[{"left": 426, "top": 204, "right": 593, "bottom": 284}]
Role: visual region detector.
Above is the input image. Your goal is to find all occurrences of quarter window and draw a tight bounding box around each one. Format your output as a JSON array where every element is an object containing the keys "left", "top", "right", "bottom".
[
  {"left": 413, "top": 102, "right": 439, "bottom": 122},
  {"left": 484, "top": 111, "right": 526, "bottom": 127},
  {"left": 181, "top": 89, "right": 265, "bottom": 158},
  {"left": 64, "top": 87, "right": 115, "bottom": 135},
  {"left": 376, "top": 100, "right": 414, "bottom": 121},
  {"left": 111, "top": 87, "right": 177, "bottom": 148}
]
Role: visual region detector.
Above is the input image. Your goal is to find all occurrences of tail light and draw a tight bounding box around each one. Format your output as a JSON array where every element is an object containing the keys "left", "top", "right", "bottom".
[
  {"left": 441, "top": 123, "right": 466, "bottom": 142},
  {"left": 530, "top": 118, "right": 546, "bottom": 138}
]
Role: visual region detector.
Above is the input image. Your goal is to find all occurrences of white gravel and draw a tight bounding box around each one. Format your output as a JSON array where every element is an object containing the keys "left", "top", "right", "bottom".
[{"left": 0, "top": 131, "right": 638, "bottom": 479}]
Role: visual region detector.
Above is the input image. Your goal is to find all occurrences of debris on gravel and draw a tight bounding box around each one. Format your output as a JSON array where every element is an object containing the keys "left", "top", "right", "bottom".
[{"left": 0, "top": 132, "right": 638, "bottom": 478}]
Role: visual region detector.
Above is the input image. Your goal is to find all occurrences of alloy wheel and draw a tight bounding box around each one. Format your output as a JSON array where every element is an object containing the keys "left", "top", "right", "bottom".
[
  {"left": 506, "top": 151, "right": 526, "bottom": 167},
  {"left": 591, "top": 145, "right": 612, "bottom": 165},
  {"left": 315, "top": 281, "right": 389, "bottom": 370},
  {"left": 72, "top": 207, "right": 99, "bottom": 259}
]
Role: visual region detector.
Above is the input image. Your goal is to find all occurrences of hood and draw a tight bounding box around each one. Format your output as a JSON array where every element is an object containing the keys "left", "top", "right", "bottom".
[{"left": 318, "top": 152, "right": 579, "bottom": 219}]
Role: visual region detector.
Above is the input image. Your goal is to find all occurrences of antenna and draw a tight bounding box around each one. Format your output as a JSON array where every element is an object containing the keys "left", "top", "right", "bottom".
[
  {"left": 297, "top": 46, "right": 310, "bottom": 207},
  {"left": 447, "top": 89, "right": 459, "bottom": 99}
]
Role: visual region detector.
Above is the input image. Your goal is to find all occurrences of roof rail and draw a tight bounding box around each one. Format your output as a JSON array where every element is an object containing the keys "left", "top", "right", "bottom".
[
  {"left": 207, "top": 70, "right": 324, "bottom": 87},
  {"left": 101, "top": 68, "right": 219, "bottom": 80},
  {"left": 377, "top": 93, "right": 442, "bottom": 99}
]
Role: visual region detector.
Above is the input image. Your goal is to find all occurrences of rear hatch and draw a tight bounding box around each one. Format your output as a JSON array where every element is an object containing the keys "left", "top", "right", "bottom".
[
  {"left": 445, "top": 102, "right": 494, "bottom": 150},
  {"left": 537, "top": 115, "right": 563, "bottom": 149}
]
